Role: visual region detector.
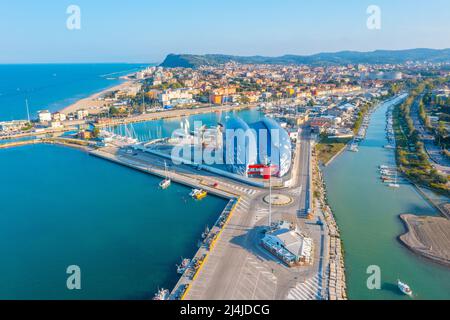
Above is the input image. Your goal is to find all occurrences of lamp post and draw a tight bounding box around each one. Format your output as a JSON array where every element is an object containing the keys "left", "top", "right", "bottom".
[{"left": 269, "top": 173, "right": 272, "bottom": 228}]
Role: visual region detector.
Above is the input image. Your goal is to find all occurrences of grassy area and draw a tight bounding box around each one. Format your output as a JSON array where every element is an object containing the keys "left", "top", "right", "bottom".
[
  {"left": 316, "top": 100, "right": 377, "bottom": 165},
  {"left": 315, "top": 136, "right": 351, "bottom": 165}
]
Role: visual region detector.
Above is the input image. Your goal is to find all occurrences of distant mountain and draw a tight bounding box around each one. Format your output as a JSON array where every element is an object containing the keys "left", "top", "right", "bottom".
[{"left": 160, "top": 49, "right": 450, "bottom": 68}]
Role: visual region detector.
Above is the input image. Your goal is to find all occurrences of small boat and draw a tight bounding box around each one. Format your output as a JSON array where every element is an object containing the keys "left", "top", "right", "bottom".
[
  {"left": 388, "top": 183, "right": 400, "bottom": 188},
  {"left": 201, "top": 226, "right": 210, "bottom": 239},
  {"left": 159, "top": 178, "right": 171, "bottom": 189},
  {"left": 349, "top": 143, "right": 359, "bottom": 152},
  {"left": 388, "top": 173, "right": 400, "bottom": 188},
  {"left": 153, "top": 288, "right": 170, "bottom": 300},
  {"left": 190, "top": 189, "right": 207, "bottom": 200},
  {"left": 397, "top": 280, "right": 413, "bottom": 297},
  {"left": 159, "top": 161, "right": 171, "bottom": 189},
  {"left": 176, "top": 258, "right": 191, "bottom": 274}
]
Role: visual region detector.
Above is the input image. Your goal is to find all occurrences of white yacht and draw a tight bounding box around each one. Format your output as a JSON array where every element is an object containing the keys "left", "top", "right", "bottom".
[
  {"left": 398, "top": 280, "right": 413, "bottom": 297},
  {"left": 159, "top": 161, "right": 171, "bottom": 189}
]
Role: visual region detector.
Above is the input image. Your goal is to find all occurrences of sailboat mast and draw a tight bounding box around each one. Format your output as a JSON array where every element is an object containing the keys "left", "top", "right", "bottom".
[{"left": 25, "top": 99, "right": 31, "bottom": 123}]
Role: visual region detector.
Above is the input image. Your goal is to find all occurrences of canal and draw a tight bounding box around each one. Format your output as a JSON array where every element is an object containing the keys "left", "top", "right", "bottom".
[{"left": 323, "top": 99, "right": 450, "bottom": 300}]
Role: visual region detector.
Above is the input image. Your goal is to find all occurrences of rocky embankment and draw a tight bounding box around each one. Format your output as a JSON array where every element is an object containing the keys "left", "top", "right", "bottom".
[{"left": 312, "top": 150, "right": 347, "bottom": 300}]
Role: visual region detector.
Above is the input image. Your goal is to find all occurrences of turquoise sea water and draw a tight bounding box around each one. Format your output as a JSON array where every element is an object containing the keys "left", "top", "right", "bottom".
[
  {"left": 323, "top": 102, "right": 450, "bottom": 300},
  {"left": 0, "top": 144, "right": 227, "bottom": 300},
  {"left": 0, "top": 64, "right": 147, "bottom": 121}
]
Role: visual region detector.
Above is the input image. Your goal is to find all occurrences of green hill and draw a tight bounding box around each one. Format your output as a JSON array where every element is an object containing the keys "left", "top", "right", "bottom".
[{"left": 160, "top": 49, "right": 450, "bottom": 68}]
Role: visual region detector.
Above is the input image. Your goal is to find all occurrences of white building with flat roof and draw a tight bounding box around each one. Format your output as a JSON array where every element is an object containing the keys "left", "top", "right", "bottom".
[
  {"left": 261, "top": 221, "right": 313, "bottom": 266},
  {"left": 38, "top": 110, "right": 52, "bottom": 122},
  {"left": 76, "top": 109, "right": 89, "bottom": 120}
]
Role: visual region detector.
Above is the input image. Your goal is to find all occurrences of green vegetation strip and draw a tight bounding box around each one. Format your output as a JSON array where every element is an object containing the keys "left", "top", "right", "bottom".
[{"left": 393, "top": 80, "right": 449, "bottom": 195}]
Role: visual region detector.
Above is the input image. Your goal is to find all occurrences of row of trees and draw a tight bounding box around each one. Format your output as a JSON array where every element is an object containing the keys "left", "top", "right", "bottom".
[
  {"left": 394, "top": 80, "right": 449, "bottom": 194},
  {"left": 352, "top": 102, "right": 373, "bottom": 134}
]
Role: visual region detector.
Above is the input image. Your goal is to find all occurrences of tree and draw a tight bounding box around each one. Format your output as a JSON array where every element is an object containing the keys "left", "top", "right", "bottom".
[{"left": 92, "top": 127, "right": 100, "bottom": 138}]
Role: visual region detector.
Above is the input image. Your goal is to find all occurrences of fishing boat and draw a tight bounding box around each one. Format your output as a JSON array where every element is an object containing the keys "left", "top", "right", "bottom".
[
  {"left": 190, "top": 189, "right": 207, "bottom": 200},
  {"left": 153, "top": 288, "right": 170, "bottom": 300},
  {"left": 159, "top": 161, "right": 171, "bottom": 189},
  {"left": 201, "top": 226, "right": 210, "bottom": 239},
  {"left": 176, "top": 258, "right": 191, "bottom": 274},
  {"left": 388, "top": 172, "right": 400, "bottom": 188},
  {"left": 397, "top": 280, "right": 413, "bottom": 297}
]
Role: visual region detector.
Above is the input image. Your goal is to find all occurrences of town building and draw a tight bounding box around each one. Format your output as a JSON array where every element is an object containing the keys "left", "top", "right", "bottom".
[
  {"left": 0, "top": 120, "right": 29, "bottom": 133},
  {"left": 37, "top": 110, "right": 52, "bottom": 122},
  {"left": 261, "top": 221, "right": 313, "bottom": 266}
]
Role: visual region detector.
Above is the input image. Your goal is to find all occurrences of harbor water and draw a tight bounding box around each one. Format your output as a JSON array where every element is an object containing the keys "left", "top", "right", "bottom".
[
  {"left": 0, "top": 144, "right": 227, "bottom": 299},
  {"left": 323, "top": 100, "right": 450, "bottom": 299}
]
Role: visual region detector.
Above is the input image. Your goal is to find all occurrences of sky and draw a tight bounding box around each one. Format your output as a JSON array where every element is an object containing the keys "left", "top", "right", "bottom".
[{"left": 0, "top": 0, "right": 449, "bottom": 63}]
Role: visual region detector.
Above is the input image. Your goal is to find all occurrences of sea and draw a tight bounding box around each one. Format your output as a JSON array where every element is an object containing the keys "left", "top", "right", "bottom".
[{"left": 0, "top": 63, "right": 147, "bottom": 121}]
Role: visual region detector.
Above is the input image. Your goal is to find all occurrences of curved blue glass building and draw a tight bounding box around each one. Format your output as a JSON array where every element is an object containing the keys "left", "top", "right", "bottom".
[
  {"left": 223, "top": 117, "right": 292, "bottom": 177},
  {"left": 223, "top": 117, "right": 258, "bottom": 175}
]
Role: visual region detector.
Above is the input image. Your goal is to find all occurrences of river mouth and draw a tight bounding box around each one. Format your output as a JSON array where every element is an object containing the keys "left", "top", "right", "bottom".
[
  {"left": 323, "top": 100, "right": 450, "bottom": 300},
  {"left": 0, "top": 144, "right": 227, "bottom": 300}
]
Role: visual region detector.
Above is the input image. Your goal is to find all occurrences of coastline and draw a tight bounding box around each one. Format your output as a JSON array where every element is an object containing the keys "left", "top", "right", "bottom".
[{"left": 60, "top": 78, "right": 135, "bottom": 115}]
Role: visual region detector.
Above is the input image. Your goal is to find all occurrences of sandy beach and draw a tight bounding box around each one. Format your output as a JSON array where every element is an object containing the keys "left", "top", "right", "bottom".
[
  {"left": 60, "top": 79, "right": 137, "bottom": 116},
  {"left": 399, "top": 214, "right": 450, "bottom": 268}
]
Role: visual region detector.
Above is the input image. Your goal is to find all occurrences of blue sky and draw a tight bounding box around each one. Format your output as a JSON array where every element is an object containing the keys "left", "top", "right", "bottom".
[{"left": 0, "top": 0, "right": 449, "bottom": 63}]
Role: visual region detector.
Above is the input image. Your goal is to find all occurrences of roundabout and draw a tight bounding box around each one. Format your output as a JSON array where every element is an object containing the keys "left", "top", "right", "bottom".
[{"left": 263, "top": 194, "right": 293, "bottom": 206}]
